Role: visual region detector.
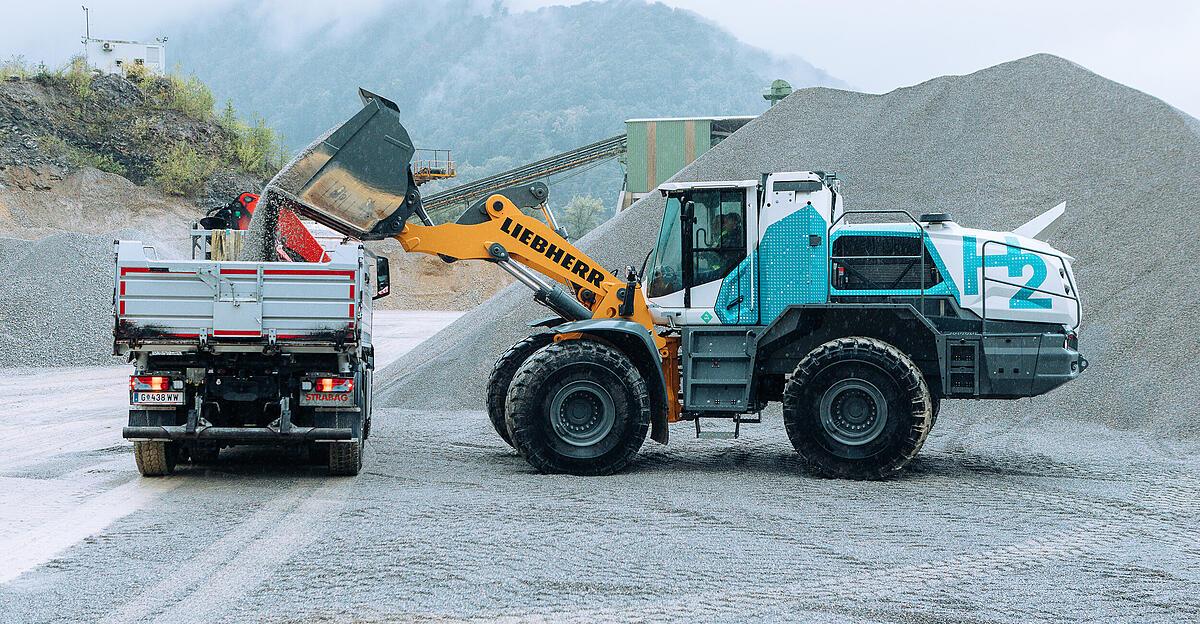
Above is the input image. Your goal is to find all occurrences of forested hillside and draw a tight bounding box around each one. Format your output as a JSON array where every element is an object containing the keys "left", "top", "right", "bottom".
[{"left": 170, "top": 0, "right": 843, "bottom": 214}]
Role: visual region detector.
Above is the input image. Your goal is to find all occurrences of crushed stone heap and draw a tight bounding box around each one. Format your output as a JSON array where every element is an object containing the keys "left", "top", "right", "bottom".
[{"left": 376, "top": 54, "right": 1200, "bottom": 439}]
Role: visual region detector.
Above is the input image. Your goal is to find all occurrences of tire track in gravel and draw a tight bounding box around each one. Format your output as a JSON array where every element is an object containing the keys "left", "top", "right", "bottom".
[
  {"left": 99, "top": 480, "right": 350, "bottom": 624},
  {"left": 496, "top": 466, "right": 1200, "bottom": 623},
  {"left": 0, "top": 475, "right": 179, "bottom": 584}
]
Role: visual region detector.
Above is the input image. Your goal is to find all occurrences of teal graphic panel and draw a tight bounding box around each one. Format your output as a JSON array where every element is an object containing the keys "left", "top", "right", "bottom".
[{"left": 716, "top": 206, "right": 828, "bottom": 324}]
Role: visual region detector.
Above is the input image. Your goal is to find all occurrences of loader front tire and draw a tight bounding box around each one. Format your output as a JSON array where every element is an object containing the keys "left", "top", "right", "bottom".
[
  {"left": 134, "top": 440, "right": 179, "bottom": 476},
  {"left": 783, "top": 337, "right": 932, "bottom": 480},
  {"left": 506, "top": 340, "right": 650, "bottom": 476},
  {"left": 487, "top": 333, "right": 553, "bottom": 447}
]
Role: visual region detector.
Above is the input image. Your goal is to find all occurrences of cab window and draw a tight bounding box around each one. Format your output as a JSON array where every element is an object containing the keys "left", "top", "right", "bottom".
[
  {"left": 646, "top": 196, "right": 683, "bottom": 297},
  {"left": 687, "top": 189, "right": 746, "bottom": 287}
]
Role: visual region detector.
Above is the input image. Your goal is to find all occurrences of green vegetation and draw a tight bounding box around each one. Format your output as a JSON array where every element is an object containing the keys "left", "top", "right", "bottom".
[
  {"left": 218, "top": 100, "right": 287, "bottom": 177},
  {"left": 0, "top": 54, "right": 287, "bottom": 195},
  {"left": 171, "top": 0, "right": 841, "bottom": 211},
  {"left": 63, "top": 55, "right": 93, "bottom": 100},
  {"left": 559, "top": 195, "right": 612, "bottom": 240},
  {"left": 153, "top": 144, "right": 218, "bottom": 196},
  {"left": 39, "top": 135, "right": 128, "bottom": 176}
]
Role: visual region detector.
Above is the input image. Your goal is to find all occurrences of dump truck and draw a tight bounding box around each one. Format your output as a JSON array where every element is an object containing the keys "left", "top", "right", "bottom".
[
  {"left": 113, "top": 224, "right": 392, "bottom": 476},
  {"left": 271, "top": 88, "right": 1087, "bottom": 479}
]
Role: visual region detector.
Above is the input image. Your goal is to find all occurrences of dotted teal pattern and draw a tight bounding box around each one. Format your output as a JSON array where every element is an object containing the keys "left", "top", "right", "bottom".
[
  {"left": 716, "top": 219, "right": 970, "bottom": 325},
  {"left": 716, "top": 205, "right": 828, "bottom": 324}
]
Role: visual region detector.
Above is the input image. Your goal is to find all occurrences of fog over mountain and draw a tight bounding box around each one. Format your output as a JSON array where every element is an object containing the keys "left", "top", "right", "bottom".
[{"left": 169, "top": 0, "right": 844, "bottom": 208}]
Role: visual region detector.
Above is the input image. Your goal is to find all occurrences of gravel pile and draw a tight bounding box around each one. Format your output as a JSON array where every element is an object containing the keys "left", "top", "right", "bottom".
[
  {"left": 0, "top": 232, "right": 133, "bottom": 367},
  {"left": 376, "top": 54, "right": 1200, "bottom": 439}
]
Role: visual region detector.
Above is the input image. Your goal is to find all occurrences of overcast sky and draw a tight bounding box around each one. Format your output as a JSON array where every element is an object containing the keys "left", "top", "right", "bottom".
[{"left": 5, "top": 0, "right": 1198, "bottom": 118}]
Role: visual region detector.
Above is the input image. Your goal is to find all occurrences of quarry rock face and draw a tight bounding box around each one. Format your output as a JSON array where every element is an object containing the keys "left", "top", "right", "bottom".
[{"left": 378, "top": 54, "right": 1200, "bottom": 439}]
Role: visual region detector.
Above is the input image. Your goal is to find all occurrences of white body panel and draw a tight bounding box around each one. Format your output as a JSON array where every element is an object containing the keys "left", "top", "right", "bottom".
[{"left": 114, "top": 240, "right": 371, "bottom": 353}]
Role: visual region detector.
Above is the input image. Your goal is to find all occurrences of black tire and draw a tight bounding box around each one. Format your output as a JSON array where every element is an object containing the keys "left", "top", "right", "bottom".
[
  {"left": 506, "top": 340, "right": 650, "bottom": 476},
  {"left": 329, "top": 439, "right": 363, "bottom": 476},
  {"left": 134, "top": 441, "right": 179, "bottom": 476},
  {"left": 783, "top": 337, "right": 932, "bottom": 480},
  {"left": 486, "top": 333, "right": 553, "bottom": 447}
]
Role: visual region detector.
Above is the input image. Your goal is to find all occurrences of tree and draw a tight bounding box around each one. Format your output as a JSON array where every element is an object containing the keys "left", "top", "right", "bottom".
[{"left": 558, "top": 195, "right": 611, "bottom": 240}]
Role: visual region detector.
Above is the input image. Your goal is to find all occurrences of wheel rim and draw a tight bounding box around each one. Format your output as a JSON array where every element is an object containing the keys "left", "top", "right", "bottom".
[
  {"left": 549, "top": 380, "right": 616, "bottom": 447},
  {"left": 819, "top": 378, "right": 888, "bottom": 446}
]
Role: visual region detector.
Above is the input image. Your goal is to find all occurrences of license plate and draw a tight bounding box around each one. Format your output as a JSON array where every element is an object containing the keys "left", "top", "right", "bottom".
[
  {"left": 299, "top": 392, "right": 355, "bottom": 407},
  {"left": 132, "top": 392, "right": 184, "bottom": 405}
]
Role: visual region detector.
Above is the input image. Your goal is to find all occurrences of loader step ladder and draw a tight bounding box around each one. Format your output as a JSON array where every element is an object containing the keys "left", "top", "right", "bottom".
[
  {"left": 422, "top": 134, "right": 628, "bottom": 222},
  {"left": 694, "top": 412, "right": 761, "bottom": 439}
]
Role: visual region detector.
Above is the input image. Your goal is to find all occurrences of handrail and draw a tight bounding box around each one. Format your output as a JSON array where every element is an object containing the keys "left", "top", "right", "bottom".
[
  {"left": 827, "top": 209, "right": 929, "bottom": 311},
  {"left": 980, "top": 239, "right": 1080, "bottom": 332}
]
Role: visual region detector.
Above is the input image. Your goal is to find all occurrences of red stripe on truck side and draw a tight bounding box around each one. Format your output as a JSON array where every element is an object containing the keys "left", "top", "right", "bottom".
[
  {"left": 349, "top": 284, "right": 355, "bottom": 299},
  {"left": 349, "top": 303, "right": 355, "bottom": 318},
  {"left": 264, "top": 269, "right": 356, "bottom": 277},
  {"left": 219, "top": 268, "right": 257, "bottom": 275},
  {"left": 213, "top": 330, "right": 262, "bottom": 337},
  {"left": 119, "top": 281, "right": 126, "bottom": 296},
  {"left": 119, "top": 267, "right": 191, "bottom": 275},
  {"left": 119, "top": 300, "right": 125, "bottom": 315}
]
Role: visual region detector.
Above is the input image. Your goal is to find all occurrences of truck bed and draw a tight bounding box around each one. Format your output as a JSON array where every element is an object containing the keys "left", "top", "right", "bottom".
[{"left": 113, "top": 240, "right": 369, "bottom": 353}]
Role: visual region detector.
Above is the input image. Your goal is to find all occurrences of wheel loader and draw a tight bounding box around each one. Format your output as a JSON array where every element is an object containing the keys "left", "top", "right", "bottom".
[{"left": 270, "top": 89, "right": 1087, "bottom": 479}]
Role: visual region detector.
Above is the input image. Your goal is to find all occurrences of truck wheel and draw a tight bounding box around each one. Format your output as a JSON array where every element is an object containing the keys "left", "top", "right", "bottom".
[
  {"left": 487, "top": 334, "right": 553, "bottom": 447},
  {"left": 134, "top": 441, "right": 179, "bottom": 476},
  {"left": 506, "top": 340, "right": 650, "bottom": 476},
  {"left": 329, "top": 439, "right": 363, "bottom": 476},
  {"left": 783, "top": 337, "right": 932, "bottom": 480}
]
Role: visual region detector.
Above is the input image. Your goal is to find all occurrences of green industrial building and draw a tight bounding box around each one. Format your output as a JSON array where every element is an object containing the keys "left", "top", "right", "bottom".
[{"left": 620, "top": 115, "right": 756, "bottom": 209}]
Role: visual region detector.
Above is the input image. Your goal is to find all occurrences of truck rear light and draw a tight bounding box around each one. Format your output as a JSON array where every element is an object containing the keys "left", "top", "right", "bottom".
[
  {"left": 1065, "top": 332, "right": 1078, "bottom": 350},
  {"left": 130, "top": 375, "right": 171, "bottom": 391},
  {"left": 315, "top": 377, "right": 354, "bottom": 393}
]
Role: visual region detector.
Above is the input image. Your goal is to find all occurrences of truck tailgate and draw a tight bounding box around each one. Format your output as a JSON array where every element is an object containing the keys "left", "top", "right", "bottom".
[{"left": 114, "top": 240, "right": 361, "bottom": 346}]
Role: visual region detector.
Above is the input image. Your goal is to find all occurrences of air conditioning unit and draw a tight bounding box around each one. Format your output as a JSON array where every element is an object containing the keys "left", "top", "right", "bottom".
[{"left": 102, "top": 42, "right": 113, "bottom": 52}]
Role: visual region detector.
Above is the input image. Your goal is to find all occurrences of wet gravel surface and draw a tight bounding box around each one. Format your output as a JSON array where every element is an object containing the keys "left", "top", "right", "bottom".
[{"left": 1, "top": 389, "right": 1197, "bottom": 623}]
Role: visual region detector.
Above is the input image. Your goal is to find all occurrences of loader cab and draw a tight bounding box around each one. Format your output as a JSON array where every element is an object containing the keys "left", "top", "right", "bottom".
[
  {"left": 644, "top": 172, "right": 842, "bottom": 326},
  {"left": 645, "top": 180, "right": 757, "bottom": 325}
]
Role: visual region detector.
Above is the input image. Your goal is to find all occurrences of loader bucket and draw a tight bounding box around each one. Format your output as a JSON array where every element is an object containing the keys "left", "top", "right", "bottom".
[{"left": 262, "top": 88, "right": 423, "bottom": 240}]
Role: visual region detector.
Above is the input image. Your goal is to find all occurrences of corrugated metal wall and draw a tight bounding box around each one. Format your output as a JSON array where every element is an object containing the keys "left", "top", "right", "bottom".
[{"left": 624, "top": 119, "right": 713, "bottom": 194}]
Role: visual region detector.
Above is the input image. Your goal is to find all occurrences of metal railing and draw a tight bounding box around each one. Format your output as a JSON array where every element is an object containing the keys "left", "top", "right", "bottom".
[
  {"left": 827, "top": 209, "right": 931, "bottom": 311},
  {"left": 980, "top": 238, "right": 1081, "bottom": 332}
]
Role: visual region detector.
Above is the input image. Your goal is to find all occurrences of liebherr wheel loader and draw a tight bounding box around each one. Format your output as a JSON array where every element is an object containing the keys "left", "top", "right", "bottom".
[{"left": 275, "top": 89, "right": 1087, "bottom": 479}]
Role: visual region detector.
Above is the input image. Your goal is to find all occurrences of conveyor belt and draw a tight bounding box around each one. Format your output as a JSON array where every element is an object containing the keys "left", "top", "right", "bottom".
[{"left": 423, "top": 134, "right": 627, "bottom": 221}]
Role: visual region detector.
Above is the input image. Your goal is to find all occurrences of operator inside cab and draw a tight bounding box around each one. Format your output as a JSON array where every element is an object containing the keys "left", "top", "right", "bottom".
[{"left": 694, "top": 212, "right": 743, "bottom": 284}]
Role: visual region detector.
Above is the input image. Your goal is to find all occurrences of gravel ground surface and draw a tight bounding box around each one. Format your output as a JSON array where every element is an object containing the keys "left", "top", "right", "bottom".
[
  {"left": 375, "top": 54, "right": 1200, "bottom": 443},
  {"left": 0, "top": 232, "right": 132, "bottom": 367},
  {"left": 1, "top": 382, "right": 1197, "bottom": 622}
]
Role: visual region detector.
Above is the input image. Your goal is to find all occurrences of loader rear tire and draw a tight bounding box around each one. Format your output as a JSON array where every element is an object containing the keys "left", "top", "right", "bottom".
[
  {"left": 783, "top": 337, "right": 932, "bottom": 480},
  {"left": 487, "top": 333, "right": 553, "bottom": 447},
  {"left": 506, "top": 340, "right": 650, "bottom": 476},
  {"left": 134, "top": 441, "right": 179, "bottom": 476},
  {"left": 328, "top": 439, "right": 363, "bottom": 476}
]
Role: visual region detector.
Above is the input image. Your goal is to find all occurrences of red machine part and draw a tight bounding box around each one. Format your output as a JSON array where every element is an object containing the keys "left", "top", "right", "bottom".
[{"left": 238, "top": 193, "right": 331, "bottom": 263}]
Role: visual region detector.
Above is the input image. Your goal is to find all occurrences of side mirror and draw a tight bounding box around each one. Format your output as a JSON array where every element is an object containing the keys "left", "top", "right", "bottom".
[
  {"left": 374, "top": 255, "right": 391, "bottom": 299},
  {"left": 683, "top": 200, "right": 695, "bottom": 219}
]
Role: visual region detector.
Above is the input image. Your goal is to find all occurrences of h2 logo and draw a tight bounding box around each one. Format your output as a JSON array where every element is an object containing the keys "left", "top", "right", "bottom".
[{"left": 962, "top": 236, "right": 1051, "bottom": 309}]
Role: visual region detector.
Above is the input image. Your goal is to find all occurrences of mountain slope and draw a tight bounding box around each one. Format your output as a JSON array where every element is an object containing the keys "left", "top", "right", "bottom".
[{"left": 168, "top": 0, "right": 843, "bottom": 207}]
